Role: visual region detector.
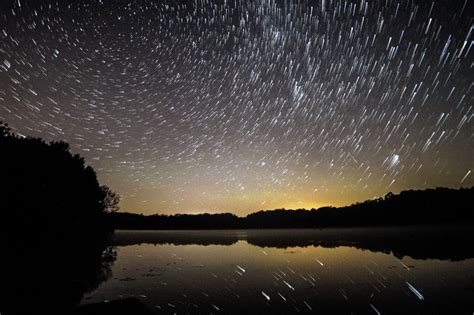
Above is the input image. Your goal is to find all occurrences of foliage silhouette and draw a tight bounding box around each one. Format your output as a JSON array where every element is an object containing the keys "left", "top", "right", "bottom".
[
  {"left": 100, "top": 185, "right": 121, "bottom": 213},
  {"left": 0, "top": 121, "right": 119, "bottom": 314},
  {"left": 0, "top": 121, "right": 119, "bottom": 239}
]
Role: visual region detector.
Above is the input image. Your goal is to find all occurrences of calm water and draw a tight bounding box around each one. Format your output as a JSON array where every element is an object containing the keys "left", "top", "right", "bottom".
[{"left": 82, "top": 227, "right": 474, "bottom": 314}]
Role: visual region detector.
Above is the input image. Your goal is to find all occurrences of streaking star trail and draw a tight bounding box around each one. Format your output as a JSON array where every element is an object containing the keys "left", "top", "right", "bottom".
[{"left": 0, "top": 0, "right": 472, "bottom": 214}]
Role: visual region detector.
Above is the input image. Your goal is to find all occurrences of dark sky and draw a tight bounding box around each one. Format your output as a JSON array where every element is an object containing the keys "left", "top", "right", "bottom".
[{"left": 0, "top": 0, "right": 472, "bottom": 215}]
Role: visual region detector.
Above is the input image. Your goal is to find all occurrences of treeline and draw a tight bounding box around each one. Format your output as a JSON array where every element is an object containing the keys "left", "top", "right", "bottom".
[
  {"left": 110, "top": 187, "right": 474, "bottom": 229},
  {"left": 110, "top": 212, "right": 239, "bottom": 230}
]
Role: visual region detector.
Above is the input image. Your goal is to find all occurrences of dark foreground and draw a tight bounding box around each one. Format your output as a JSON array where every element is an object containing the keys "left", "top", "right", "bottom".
[
  {"left": 74, "top": 298, "right": 153, "bottom": 315},
  {"left": 78, "top": 226, "right": 474, "bottom": 314}
]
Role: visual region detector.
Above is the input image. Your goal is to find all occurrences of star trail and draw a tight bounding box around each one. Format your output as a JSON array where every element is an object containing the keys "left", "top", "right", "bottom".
[{"left": 0, "top": 0, "right": 472, "bottom": 215}]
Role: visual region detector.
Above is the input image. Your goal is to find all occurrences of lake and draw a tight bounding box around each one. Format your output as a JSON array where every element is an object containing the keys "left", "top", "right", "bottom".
[{"left": 81, "top": 227, "right": 474, "bottom": 314}]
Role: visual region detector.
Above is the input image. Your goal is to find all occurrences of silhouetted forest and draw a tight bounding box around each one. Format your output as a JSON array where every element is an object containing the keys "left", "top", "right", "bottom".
[
  {"left": 109, "top": 187, "right": 474, "bottom": 229},
  {"left": 0, "top": 121, "right": 119, "bottom": 314},
  {"left": 0, "top": 121, "right": 119, "bottom": 241}
]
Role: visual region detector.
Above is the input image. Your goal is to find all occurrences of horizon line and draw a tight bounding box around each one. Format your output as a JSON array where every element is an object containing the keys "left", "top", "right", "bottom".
[{"left": 118, "top": 185, "right": 473, "bottom": 217}]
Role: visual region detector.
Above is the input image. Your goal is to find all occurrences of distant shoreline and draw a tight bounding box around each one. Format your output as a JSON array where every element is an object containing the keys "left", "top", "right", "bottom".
[
  {"left": 111, "top": 220, "right": 474, "bottom": 231},
  {"left": 112, "top": 222, "right": 474, "bottom": 231},
  {"left": 109, "top": 187, "right": 474, "bottom": 230}
]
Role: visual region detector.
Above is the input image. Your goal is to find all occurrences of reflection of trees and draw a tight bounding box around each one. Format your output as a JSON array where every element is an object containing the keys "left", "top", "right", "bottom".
[
  {"left": 244, "top": 227, "right": 474, "bottom": 261},
  {"left": 111, "top": 226, "right": 474, "bottom": 261},
  {"left": 77, "top": 245, "right": 117, "bottom": 298},
  {"left": 0, "top": 236, "right": 116, "bottom": 314}
]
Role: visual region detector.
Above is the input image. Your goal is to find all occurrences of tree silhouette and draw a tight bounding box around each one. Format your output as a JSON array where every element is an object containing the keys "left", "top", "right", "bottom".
[
  {"left": 0, "top": 120, "right": 119, "bottom": 239},
  {"left": 100, "top": 185, "right": 121, "bottom": 213},
  {"left": 0, "top": 121, "right": 10, "bottom": 137}
]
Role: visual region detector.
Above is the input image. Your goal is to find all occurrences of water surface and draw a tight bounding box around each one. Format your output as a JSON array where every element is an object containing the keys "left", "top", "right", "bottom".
[{"left": 82, "top": 227, "right": 474, "bottom": 314}]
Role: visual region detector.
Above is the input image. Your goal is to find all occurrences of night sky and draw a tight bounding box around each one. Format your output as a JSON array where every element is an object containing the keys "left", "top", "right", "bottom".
[{"left": 0, "top": 0, "right": 472, "bottom": 215}]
